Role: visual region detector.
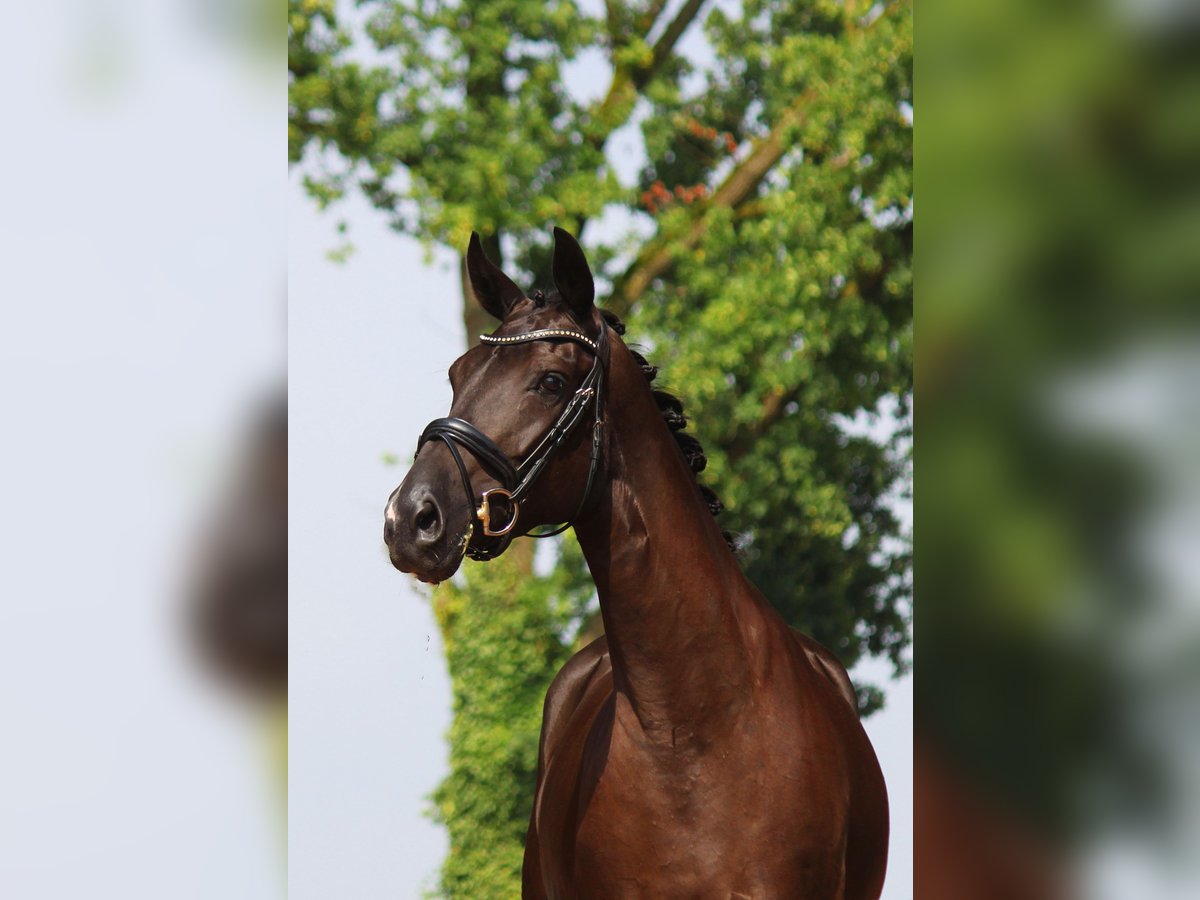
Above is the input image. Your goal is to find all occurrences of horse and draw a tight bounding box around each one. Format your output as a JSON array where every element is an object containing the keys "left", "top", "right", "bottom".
[{"left": 385, "top": 228, "right": 889, "bottom": 899}]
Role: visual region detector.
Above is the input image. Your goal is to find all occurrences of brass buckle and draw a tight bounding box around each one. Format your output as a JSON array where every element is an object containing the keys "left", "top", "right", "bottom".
[{"left": 477, "top": 487, "right": 519, "bottom": 537}]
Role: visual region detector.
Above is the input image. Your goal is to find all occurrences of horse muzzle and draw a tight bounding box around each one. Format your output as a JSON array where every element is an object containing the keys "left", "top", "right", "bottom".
[{"left": 384, "top": 483, "right": 472, "bottom": 584}]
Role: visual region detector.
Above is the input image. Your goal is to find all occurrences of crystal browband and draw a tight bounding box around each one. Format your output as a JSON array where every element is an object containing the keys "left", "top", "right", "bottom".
[{"left": 480, "top": 329, "right": 599, "bottom": 352}]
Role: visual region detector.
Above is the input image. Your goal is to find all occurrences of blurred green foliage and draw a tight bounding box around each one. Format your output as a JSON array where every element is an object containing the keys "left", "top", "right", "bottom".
[
  {"left": 291, "top": 0, "right": 911, "bottom": 895},
  {"left": 921, "top": 0, "right": 1200, "bottom": 856}
]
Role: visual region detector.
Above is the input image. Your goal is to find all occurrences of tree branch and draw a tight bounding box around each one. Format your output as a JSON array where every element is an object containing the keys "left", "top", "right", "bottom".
[
  {"left": 605, "top": 4, "right": 899, "bottom": 315},
  {"left": 637, "top": 0, "right": 672, "bottom": 34},
  {"left": 588, "top": 0, "right": 709, "bottom": 150},
  {"left": 606, "top": 92, "right": 815, "bottom": 316},
  {"left": 642, "top": 0, "right": 707, "bottom": 87}
]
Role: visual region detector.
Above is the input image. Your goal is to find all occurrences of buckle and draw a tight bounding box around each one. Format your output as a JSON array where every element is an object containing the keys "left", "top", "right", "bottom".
[{"left": 477, "top": 487, "right": 520, "bottom": 536}]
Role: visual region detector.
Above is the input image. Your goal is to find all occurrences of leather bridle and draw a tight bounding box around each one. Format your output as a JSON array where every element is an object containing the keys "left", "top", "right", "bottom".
[{"left": 416, "top": 324, "right": 608, "bottom": 562}]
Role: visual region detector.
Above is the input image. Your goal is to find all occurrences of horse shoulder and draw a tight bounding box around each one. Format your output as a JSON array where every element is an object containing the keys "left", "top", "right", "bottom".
[
  {"left": 524, "top": 636, "right": 612, "bottom": 899},
  {"left": 537, "top": 634, "right": 611, "bottom": 771},
  {"left": 787, "top": 627, "right": 860, "bottom": 715}
]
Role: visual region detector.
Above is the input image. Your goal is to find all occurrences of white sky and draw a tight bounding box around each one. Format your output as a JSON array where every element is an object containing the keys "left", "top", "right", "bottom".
[{"left": 1, "top": 5, "right": 282, "bottom": 898}]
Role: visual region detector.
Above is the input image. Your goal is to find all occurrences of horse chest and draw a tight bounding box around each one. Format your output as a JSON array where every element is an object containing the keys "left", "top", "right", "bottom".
[{"left": 533, "top": 688, "right": 854, "bottom": 899}]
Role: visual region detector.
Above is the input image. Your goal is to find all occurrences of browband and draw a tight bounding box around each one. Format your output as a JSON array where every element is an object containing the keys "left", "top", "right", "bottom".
[{"left": 479, "top": 328, "right": 599, "bottom": 352}]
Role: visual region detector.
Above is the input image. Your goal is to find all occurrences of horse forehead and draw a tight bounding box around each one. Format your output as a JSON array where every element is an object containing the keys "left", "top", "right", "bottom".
[
  {"left": 448, "top": 342, "right": 528, "bottom": 398},
  {"left": 445, "top": 346, "right": 551, "bottom": 439},
  {"left": 496, "top": 300, "right": 583, "bottom": 334},
  {"left": 448, "top": 345, "right": 504, "bottom": 398}
]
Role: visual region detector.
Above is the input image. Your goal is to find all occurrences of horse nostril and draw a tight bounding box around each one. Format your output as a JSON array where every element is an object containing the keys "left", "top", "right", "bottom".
[{"left": 414, "top": 499, "right": 441, "bottom": 539}]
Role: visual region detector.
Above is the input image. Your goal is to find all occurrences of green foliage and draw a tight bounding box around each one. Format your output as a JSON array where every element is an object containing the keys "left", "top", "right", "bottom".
[
  {"left": 633, "top": 0, "right": 913, "bottom": 670},
  {"left": 292, "top": 0, "right": 911, "bottom": 894},
  {"left": 289, "top": 0, "right": 618, "bottom": 261},
  {"left": 919, "top": 0, "right": 1196, "bottom": 839}
]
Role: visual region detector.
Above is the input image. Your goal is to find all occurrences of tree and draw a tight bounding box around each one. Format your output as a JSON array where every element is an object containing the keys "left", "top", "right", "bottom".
[{"left": 290, "top": 1, "right": 911, "bottom": 895}]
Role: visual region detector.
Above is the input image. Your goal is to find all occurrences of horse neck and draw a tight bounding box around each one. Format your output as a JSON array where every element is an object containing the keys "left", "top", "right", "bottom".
[{"left": 573, "top": 338, "right": 757, "bottom": 737}]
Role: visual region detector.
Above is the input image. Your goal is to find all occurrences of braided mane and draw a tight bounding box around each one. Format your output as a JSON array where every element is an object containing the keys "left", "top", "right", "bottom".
[{"left": 596, "top": 307, "right": 736, "bottom": 552}]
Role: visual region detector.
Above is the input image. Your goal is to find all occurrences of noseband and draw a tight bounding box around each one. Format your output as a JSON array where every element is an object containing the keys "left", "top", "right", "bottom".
[{"left": 417, "top": 325, "right": 607, "bottom": 562}]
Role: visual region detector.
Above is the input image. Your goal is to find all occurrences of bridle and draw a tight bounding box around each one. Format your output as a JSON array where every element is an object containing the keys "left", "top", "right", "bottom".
[{"left": 416, "top": 323, "right": 608, "bottom": 562}]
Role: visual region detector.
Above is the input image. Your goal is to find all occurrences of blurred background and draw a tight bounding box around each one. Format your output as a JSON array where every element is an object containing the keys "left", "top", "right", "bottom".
[
  {"left": 0, "top": 3, "right": 284, "bottom": 899},
  {"left": 919, "top": 0, "right": 1200, "bottom": 897}
]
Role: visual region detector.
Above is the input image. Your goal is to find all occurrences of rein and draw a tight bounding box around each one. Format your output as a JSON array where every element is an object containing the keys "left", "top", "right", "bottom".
[{"left": 417, "top": 325, "right": 607, "bottom": 562}]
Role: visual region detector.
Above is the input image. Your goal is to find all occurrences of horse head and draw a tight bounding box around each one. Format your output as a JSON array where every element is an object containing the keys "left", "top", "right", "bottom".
[{"left": 384, "top": 227, "right": 607, "bottom": 583}]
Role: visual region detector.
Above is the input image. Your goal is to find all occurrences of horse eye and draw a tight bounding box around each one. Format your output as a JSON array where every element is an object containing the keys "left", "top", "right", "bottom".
[{"left": 538, "top": 373, "right": 566, "bottom": 395}]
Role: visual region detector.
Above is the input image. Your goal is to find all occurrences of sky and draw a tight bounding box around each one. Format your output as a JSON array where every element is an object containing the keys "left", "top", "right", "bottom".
[
  {"left": 287, "top": 181, "right": 913, "bottom": 898},
  {"left": 1, "top": 6, "right": 282, "bottom": 897}
]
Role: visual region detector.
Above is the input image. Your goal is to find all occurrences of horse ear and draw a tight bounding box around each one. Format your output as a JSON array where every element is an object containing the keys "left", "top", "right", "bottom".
[
  {"left": 552, "top": 226, "right": 595, "bottom": 320},
  {"left": 466, "top": 232, "right": 525, "bottom": 320}
]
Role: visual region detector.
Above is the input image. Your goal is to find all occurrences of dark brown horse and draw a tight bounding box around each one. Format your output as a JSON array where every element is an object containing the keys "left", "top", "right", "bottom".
[{"left": 385, "top": 229, "right": 889, "bottom": 898}]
